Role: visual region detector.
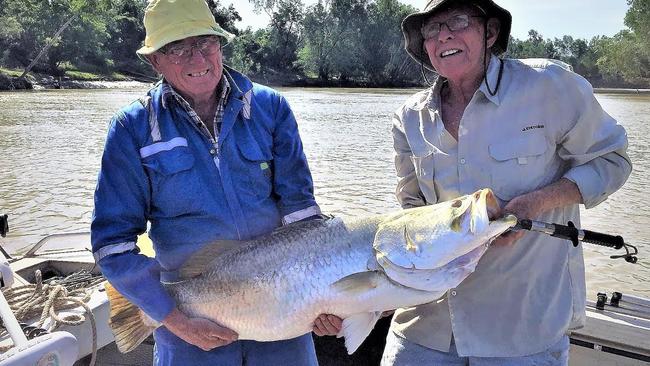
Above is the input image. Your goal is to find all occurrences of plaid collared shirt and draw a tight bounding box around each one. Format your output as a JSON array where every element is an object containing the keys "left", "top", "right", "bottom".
[{"left": 160, "top": 72, "right": 232, "bottom": 144}]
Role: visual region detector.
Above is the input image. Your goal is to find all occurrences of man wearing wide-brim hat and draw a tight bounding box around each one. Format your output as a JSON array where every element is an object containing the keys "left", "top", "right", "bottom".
[
  {"left": 382, "top": 0, "right": 632, "bottom": 365},
  {"left": 91, "top": 0, "right": 329, "bottom": 364}
]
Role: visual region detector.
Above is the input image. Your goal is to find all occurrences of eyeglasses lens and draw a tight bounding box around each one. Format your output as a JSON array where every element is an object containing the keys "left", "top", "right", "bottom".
[
  {"left": 421, "top": 15, "right": 470, "bottom": 39},
  {"left": 165, "top": 37, "right": 221, "bottom": 64}
]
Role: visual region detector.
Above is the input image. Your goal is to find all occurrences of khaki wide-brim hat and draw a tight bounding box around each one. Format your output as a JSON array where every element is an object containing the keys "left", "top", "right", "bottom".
[
  {"left": 402, "top": 0, "right": 512, "bottom": 71},
  {"left": 137, "top": 0, "right": 235, "bottom": 55}
]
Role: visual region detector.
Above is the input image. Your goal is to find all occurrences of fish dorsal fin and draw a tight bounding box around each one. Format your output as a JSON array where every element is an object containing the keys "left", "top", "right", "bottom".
[
  {"left": 339, "top": 312, "right": 382, "bottom": 354},
  {"left": 178, "top": 240, "right": 242, "bottom": 280},
  {"left": 331, "top": 271, "right": 382, "bottom": 295},
  {"left": 269, "top": 216, "right": 336, "bottom": 237}
]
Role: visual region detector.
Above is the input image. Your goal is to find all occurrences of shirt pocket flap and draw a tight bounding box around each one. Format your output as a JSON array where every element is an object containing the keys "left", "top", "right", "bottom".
[
  {"left": 489, "top": 135, "right": 547, "bottom": 162},
  {"left": 237, "top": 134, "right": 270, "bottom": 162},
  {"left": 143, "top": 148, "right": 195, "bottom": 175}
]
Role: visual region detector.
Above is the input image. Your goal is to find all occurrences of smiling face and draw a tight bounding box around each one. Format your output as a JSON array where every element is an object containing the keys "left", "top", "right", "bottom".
[
  {"left": 422, "top": 5, "right": 499, "bottom": 83},
  {"left": 148, "top": 36, "right": 223, "bottom": 104}
]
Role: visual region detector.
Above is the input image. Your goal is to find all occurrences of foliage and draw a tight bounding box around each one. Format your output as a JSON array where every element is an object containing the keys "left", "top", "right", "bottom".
[
  {"left": 0, "top": 0, "right": 648, "bottom": 87},
  {"left": 106, "top": 0, "right": 150, "bottom": 77},
  {"left": 299, "top": 0, "right": 363, "bottom": 81},
  {"left": 298, "top": 0, "right": 419, "bottom": 85}
]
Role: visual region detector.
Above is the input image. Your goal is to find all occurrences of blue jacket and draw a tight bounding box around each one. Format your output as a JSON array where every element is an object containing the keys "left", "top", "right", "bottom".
[{"left": 91, "top": 69, "right": 320, "bottom": 325}]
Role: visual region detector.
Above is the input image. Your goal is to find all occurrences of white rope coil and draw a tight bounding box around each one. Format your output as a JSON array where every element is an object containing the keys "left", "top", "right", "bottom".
[{"left": 0, "top": 269, "right": 101, "bottom": 366}]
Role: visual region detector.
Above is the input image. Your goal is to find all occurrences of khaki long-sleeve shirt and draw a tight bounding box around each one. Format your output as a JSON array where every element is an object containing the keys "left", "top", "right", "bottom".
[{"left": 390, "top": 56, "right": 632, "bottom": 357}]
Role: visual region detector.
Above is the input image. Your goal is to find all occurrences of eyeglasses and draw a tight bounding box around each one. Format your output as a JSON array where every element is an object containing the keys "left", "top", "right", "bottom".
[
  {"left": 161, "top": 36, "right": 221, "bottom": 64},
  {"left": 421, "top": 14, "right": 483, "bottom": 40}
]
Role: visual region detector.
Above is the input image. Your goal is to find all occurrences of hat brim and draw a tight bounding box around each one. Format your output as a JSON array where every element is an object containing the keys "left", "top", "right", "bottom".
[
  {"left": 402, "top": 0, "right": 512, "bottom": 71},
  {"left": 137, "top": 24, "right": 235, "bottom": 55}
]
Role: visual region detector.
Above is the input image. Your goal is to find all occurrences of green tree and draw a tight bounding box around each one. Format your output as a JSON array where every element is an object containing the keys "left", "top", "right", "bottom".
[
  {"left": 596, "top": 31, "right": 649, "bottom": 86},
  {"left": 507, "top": 30, "right": 557, "bottom": 59},
  {"left": 246, "top": 0, "right": 304, "bottom": 76},
  {"left": 107, "top": 0, "right": 150, "bottom": 78},
  {"left": 356, "top": 0, "right": 419, "bottom": 85},
  {"left": 0, "top": 0, "right": 115, "bottom": 76},
  {"left": 594, "top": 0, "right": 650, "bottom": 86},
  {"left": 552, "top": 36, "right": 601, "bottom": 81},
  {"left": 299, "top": 0, "right": 367, "bottom": 82},
  {"left": 625, "top": 0, "right": 650, "bottom": 53}
]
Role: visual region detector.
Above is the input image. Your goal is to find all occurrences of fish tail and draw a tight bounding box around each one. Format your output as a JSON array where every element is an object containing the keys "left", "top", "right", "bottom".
[{"left": 105, "top": 282, "right": 159, "bottom": 353}]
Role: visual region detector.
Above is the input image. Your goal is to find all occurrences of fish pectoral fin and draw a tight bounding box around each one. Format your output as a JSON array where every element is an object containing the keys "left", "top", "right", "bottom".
[
  {"left": 340, "top": 312, "right": 382, "bottom": 354},
  {"left": 179, "top": 240, "right": 242, "bottom": 279},
  {"left": 331, "top": 271, "right": 382, "bottom": 295}
]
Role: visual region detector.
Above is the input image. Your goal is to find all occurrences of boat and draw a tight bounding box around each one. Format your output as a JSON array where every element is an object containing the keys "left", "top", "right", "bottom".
[
  {"left": 570, "top": 292, "right": 650, "bottom": 365},
  {"left": 0, "top": 215, "right": 154, "bottom": 366},
  {"left": 0, "top": 214, "right": 648, "bottom": 365}
]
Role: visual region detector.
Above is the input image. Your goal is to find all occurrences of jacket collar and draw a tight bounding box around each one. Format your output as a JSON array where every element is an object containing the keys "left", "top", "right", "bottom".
[
  {"left": 477, "top": 55, "right": 503, "bottom": 106},
  {"left": 151, "top": 65, "right": 254, "bottom": 114}
]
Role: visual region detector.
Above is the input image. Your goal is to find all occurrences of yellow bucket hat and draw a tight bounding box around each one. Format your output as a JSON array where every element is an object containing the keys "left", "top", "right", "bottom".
[{"left": 137, "top": 0, "right": 235, "bottom": 55}]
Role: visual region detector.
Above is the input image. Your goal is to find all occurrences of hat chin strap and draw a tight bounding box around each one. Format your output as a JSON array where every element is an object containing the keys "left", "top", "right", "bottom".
[
  {"left": 420, "top": 59, "right": 434, "bottom": 87},
  {"left": 483, "top": 21, "right": 503, "bottom": 96}
]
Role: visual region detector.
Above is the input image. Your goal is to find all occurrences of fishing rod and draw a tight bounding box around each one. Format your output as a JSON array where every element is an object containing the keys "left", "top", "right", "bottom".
[{"left": 513, "top": 219, "right": 639, "bottom": 264}]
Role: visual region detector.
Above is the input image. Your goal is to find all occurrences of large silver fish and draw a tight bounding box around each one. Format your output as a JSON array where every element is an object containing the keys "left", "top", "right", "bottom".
[{"left": 107, "top": 188, "right": 516, "bottom": 354}]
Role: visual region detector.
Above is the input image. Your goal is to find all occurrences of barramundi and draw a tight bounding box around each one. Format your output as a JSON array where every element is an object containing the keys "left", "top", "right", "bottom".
[{"left": 106, "top": 188, "right": 516, "bottom": 354}]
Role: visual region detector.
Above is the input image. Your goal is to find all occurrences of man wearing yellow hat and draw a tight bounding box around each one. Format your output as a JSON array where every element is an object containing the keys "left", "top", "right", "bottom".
[{"left": 90, "top": 0, "right": 328, "bottom": 364}]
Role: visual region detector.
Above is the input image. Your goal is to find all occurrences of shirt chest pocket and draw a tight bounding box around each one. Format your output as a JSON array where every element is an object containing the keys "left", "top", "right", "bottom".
[
  {"left": 141, "top": 146, "right": 200, "bottom": 216},
  {"left": 235, "top": 133, "right": 273, "bottom": 201},
  {"left": 488, "top": 134, "right": 550, "bottom": 201}
]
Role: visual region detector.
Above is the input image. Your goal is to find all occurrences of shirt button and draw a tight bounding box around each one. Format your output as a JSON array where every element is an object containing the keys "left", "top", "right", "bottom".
[
  {"left": 209, "top": 149, "right": 216, "bottom": 155},
  {"left": 460, "top": 158, "right": 466, "bottom": 164},
  {"left": 451, "top": 290, "right": 457, "bottom": 296}
]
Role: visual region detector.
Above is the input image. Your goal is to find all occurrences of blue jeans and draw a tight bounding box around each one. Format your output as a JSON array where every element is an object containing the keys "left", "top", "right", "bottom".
[
  {"left": 381, "top": 331, "right": 569, "bottom": 366},
  {"left": 153, "top": 333, "right": 318, "bottom": 366}
]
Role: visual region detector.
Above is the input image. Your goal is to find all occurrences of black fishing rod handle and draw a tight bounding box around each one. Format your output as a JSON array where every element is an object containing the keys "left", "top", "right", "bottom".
[{"left": 581, "top": 230, "right": 625, "bottom": 249}]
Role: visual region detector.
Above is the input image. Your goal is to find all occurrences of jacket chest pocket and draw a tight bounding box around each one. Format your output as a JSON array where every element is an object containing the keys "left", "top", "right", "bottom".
[
  {"left": 235, "top": 134, "right": 273, "bottom": 201},
  {"left": 488, "top": 134, "right": 550, "bottom": 201},
  {"left": 141, "top": 146, "right": 200, "bottom": 216},
  {"left": 409, "top": 147, "right": 437, "bottom": 204}
]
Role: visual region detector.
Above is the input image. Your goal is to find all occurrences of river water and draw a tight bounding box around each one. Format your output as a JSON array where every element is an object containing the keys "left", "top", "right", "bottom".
[{"left": 0, "top": 87, "right": 648, "bottom": 300}]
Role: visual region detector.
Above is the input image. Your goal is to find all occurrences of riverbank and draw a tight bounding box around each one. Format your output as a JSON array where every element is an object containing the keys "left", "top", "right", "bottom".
[
  {"left": 0, "top": 68, "right": 153, "bottom": 91},
  {"left": 2, "top": 69, "right": 649, "bottom": 93},
  {"left": 594, "top": 88, "right": 650, "bottom": 94}
]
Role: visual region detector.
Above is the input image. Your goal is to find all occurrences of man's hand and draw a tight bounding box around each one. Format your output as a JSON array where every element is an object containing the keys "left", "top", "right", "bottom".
[
  {"left": 492, "top": 192, "right": 540, "bottom": 246},
  {"left": 493, "top": 178, "right": 583, "bottom": 246},
  {"left": 313, "top": 314, "right": 343, "bottom": 336},
  {"left": 162, "top": 308, "right": 238, "bottom": 351}
]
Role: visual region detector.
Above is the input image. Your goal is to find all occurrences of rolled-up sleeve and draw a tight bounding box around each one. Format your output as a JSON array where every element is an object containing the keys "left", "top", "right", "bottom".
[
  {"left": 91, "top": 114, "right": 175, "bottom": 321},
  {"left": 393, "top": 112, "right": 427, "bottom": 209},
  {"left": 557, "top": 74, "right": 632, "bottom": 208},
  {"left": 270, "top": 94, "right": 321, "bottom": 223}
]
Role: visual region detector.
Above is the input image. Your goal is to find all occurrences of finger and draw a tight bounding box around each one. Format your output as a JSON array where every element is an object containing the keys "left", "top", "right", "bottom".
[
  {"left": 313, "top": 318, "right": 325, "bottom": 336},
  {"left": 202, "top": 337, "right": 232, "bottom": 351},
  {"left": 321, "top": 321, "right": 336, "bottom": 335},
  {"left": 209, "top": 327, "right": 239, "bottom": 341},
  {"left": 327, "top": 315, "right": 343, "bottom": 331},
  {"left": 209, "top": 332, "right": 236, "bottom": 342},
  {"left": 321, "top": 318, "right": 339, "bottom": 335}
]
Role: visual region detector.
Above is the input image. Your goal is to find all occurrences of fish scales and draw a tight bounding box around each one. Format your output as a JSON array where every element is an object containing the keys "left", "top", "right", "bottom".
[{"left": 167, "top": 217, "right": 385, "bottom": 340}]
